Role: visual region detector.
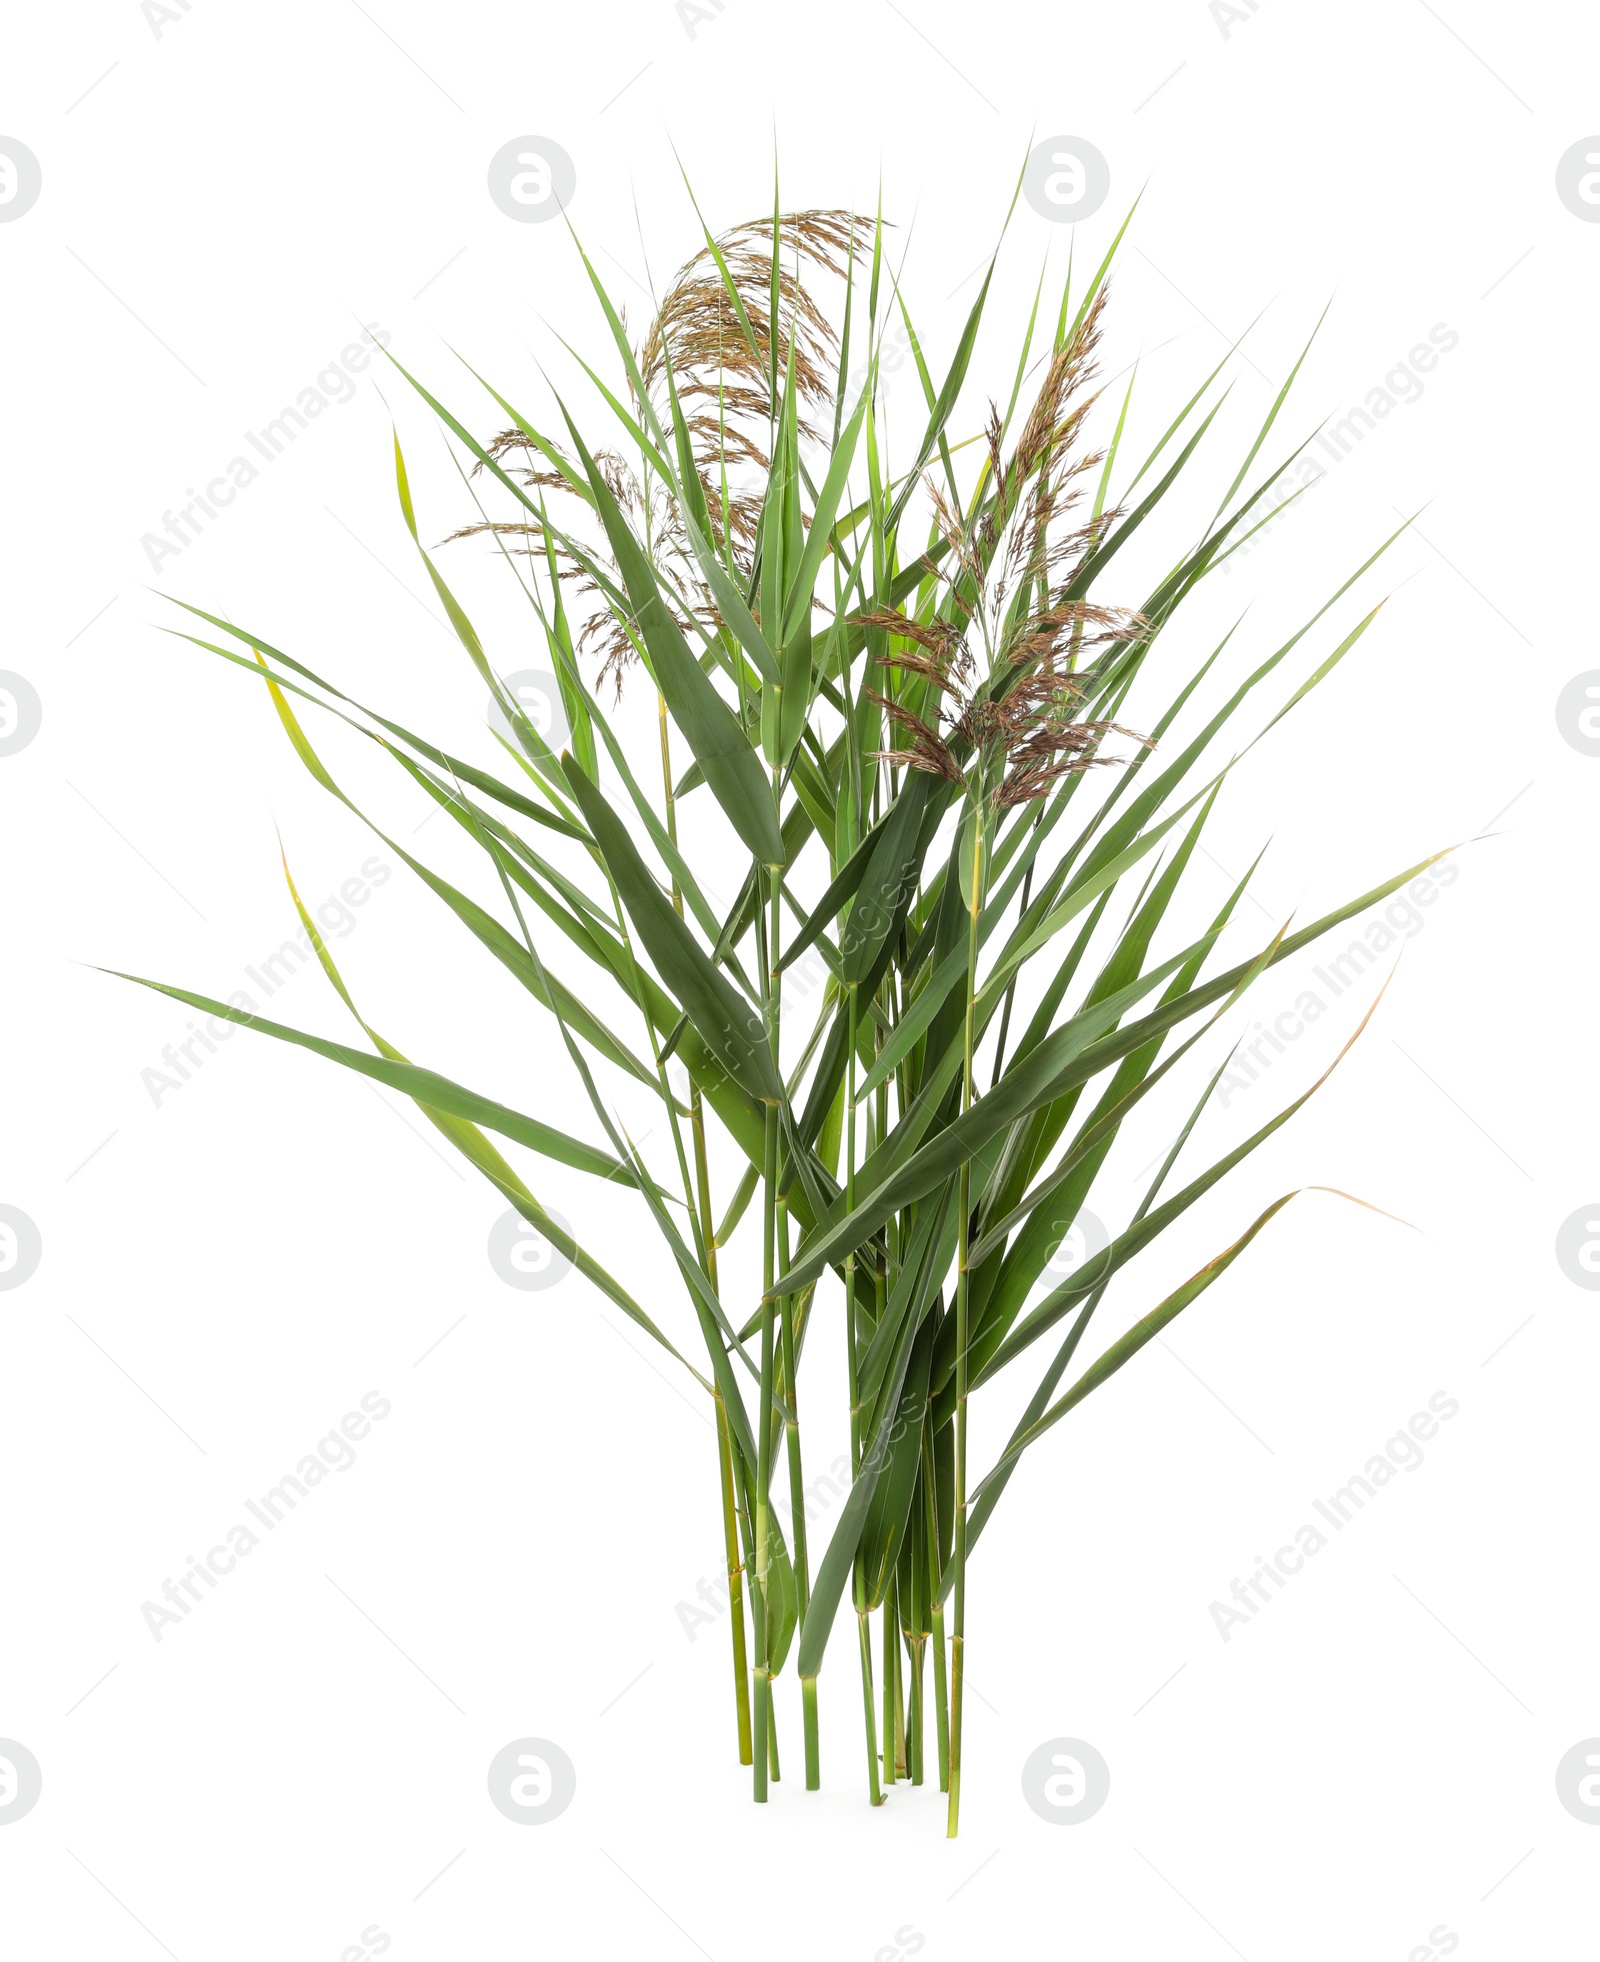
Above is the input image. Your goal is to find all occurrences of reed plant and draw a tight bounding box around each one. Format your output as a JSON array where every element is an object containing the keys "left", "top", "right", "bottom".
[{"left": 121, "top": 179, "right": 1439, "bottom": 1832}]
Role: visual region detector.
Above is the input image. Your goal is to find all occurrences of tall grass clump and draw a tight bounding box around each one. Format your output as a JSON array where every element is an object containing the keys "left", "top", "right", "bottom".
[{"left": 120, "top": 178, "right": 1443, "bottom": 1833}]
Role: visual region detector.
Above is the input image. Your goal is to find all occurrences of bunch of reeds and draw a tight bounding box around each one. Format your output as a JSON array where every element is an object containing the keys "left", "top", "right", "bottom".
[{"left": 122, "top": 181, "right": 1437, "bottom": 1832}]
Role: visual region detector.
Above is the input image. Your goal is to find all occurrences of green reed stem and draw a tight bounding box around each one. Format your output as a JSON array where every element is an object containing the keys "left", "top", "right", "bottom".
[
  {"left": 892, "top": 1592, "right": 908, "bottom": 1780},
  {"left": 753, "top": 1089, "right": 776, "bottom": 1803},
  {"left": 907, "top": 1631, "right": 926, "bottom": 1785},
  {"left": 948, "top": 811, "right": 983, "bottom": 1838},
  {"left": 844, "top": 986, "right": 883, "bottom": 1806},
  {"left": 714, "top": 1392, "right": 753, "bottom": 1766},
  {"left": 922, "top": 1420, "right": 950, "bottom": 1791},
  {"left": 882, "top": 1586, "right": 897, "bottom": 1787},
  {"left": 659, "top": 689, "right": 751, "bottom": 1768},
  {"left": 778, "top": 1192, "right": 819, "bottom": 1788}
]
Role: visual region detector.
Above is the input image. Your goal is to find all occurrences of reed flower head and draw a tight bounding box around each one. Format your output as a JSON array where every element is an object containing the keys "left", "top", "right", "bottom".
[
  {"left": 858, "top": 288, "right": 1152, "bottom": 811},
  {"left": 444, "top": 211, "right": 872, "bottom": 697}
]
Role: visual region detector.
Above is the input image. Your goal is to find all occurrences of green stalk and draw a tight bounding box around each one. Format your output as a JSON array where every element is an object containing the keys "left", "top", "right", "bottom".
[
  {"left": 801, "top": 1676, "right": 819, "bottom": 1788},
  {"left": 907, "top": 1631, "right": 926, "bottom": 1785},
  {"left": 856, "top": 1608, "right": 880, "bottom": 1805},
  {"left": 778, "top": 1195, "right": 819, "bottom": 1788},
  {"left": 753, "top": 759, "right": 787, "bottom": 1802},
  {"left": 699, "top": 1086, "right": 751, "bottom": 1768},
  {"left": 892, "top": 1588, "right": 908, "bottom": 1778},
  {"left": 932, "top": 1600, "right": 950, "bottom": 1792},
  {"left": 844, "top": 981, "right": 883, "bottom": 1806},
  {"left": 948, "top": 797, "right": 983, "bottom": 1838},
  {"left": 659, "top": 689, "right": 751, "bottom": 1766},
  {"left": 751, "top": 848, "right": 776, "bottom": 1802},
  {"left": 752, "top": 1087, "right": 776, "bottom": 1802},
  {"left": 923, "top": 1423, "right": 951, "bottom": 1793},
  {"left": 838, "top": 392, "right": 883, "bottom": 1807},
  {"left": 882, "top": 1581, "right": 897, "bottom": 1786},
  {"left": 714, "top": 1391, "right": 753, "bottom": 1766}
]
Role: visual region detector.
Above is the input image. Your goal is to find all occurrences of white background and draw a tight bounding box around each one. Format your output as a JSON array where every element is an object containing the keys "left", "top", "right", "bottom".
[{"left": 3, "top": 1, "right": 1597, "bottom": 1955}]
